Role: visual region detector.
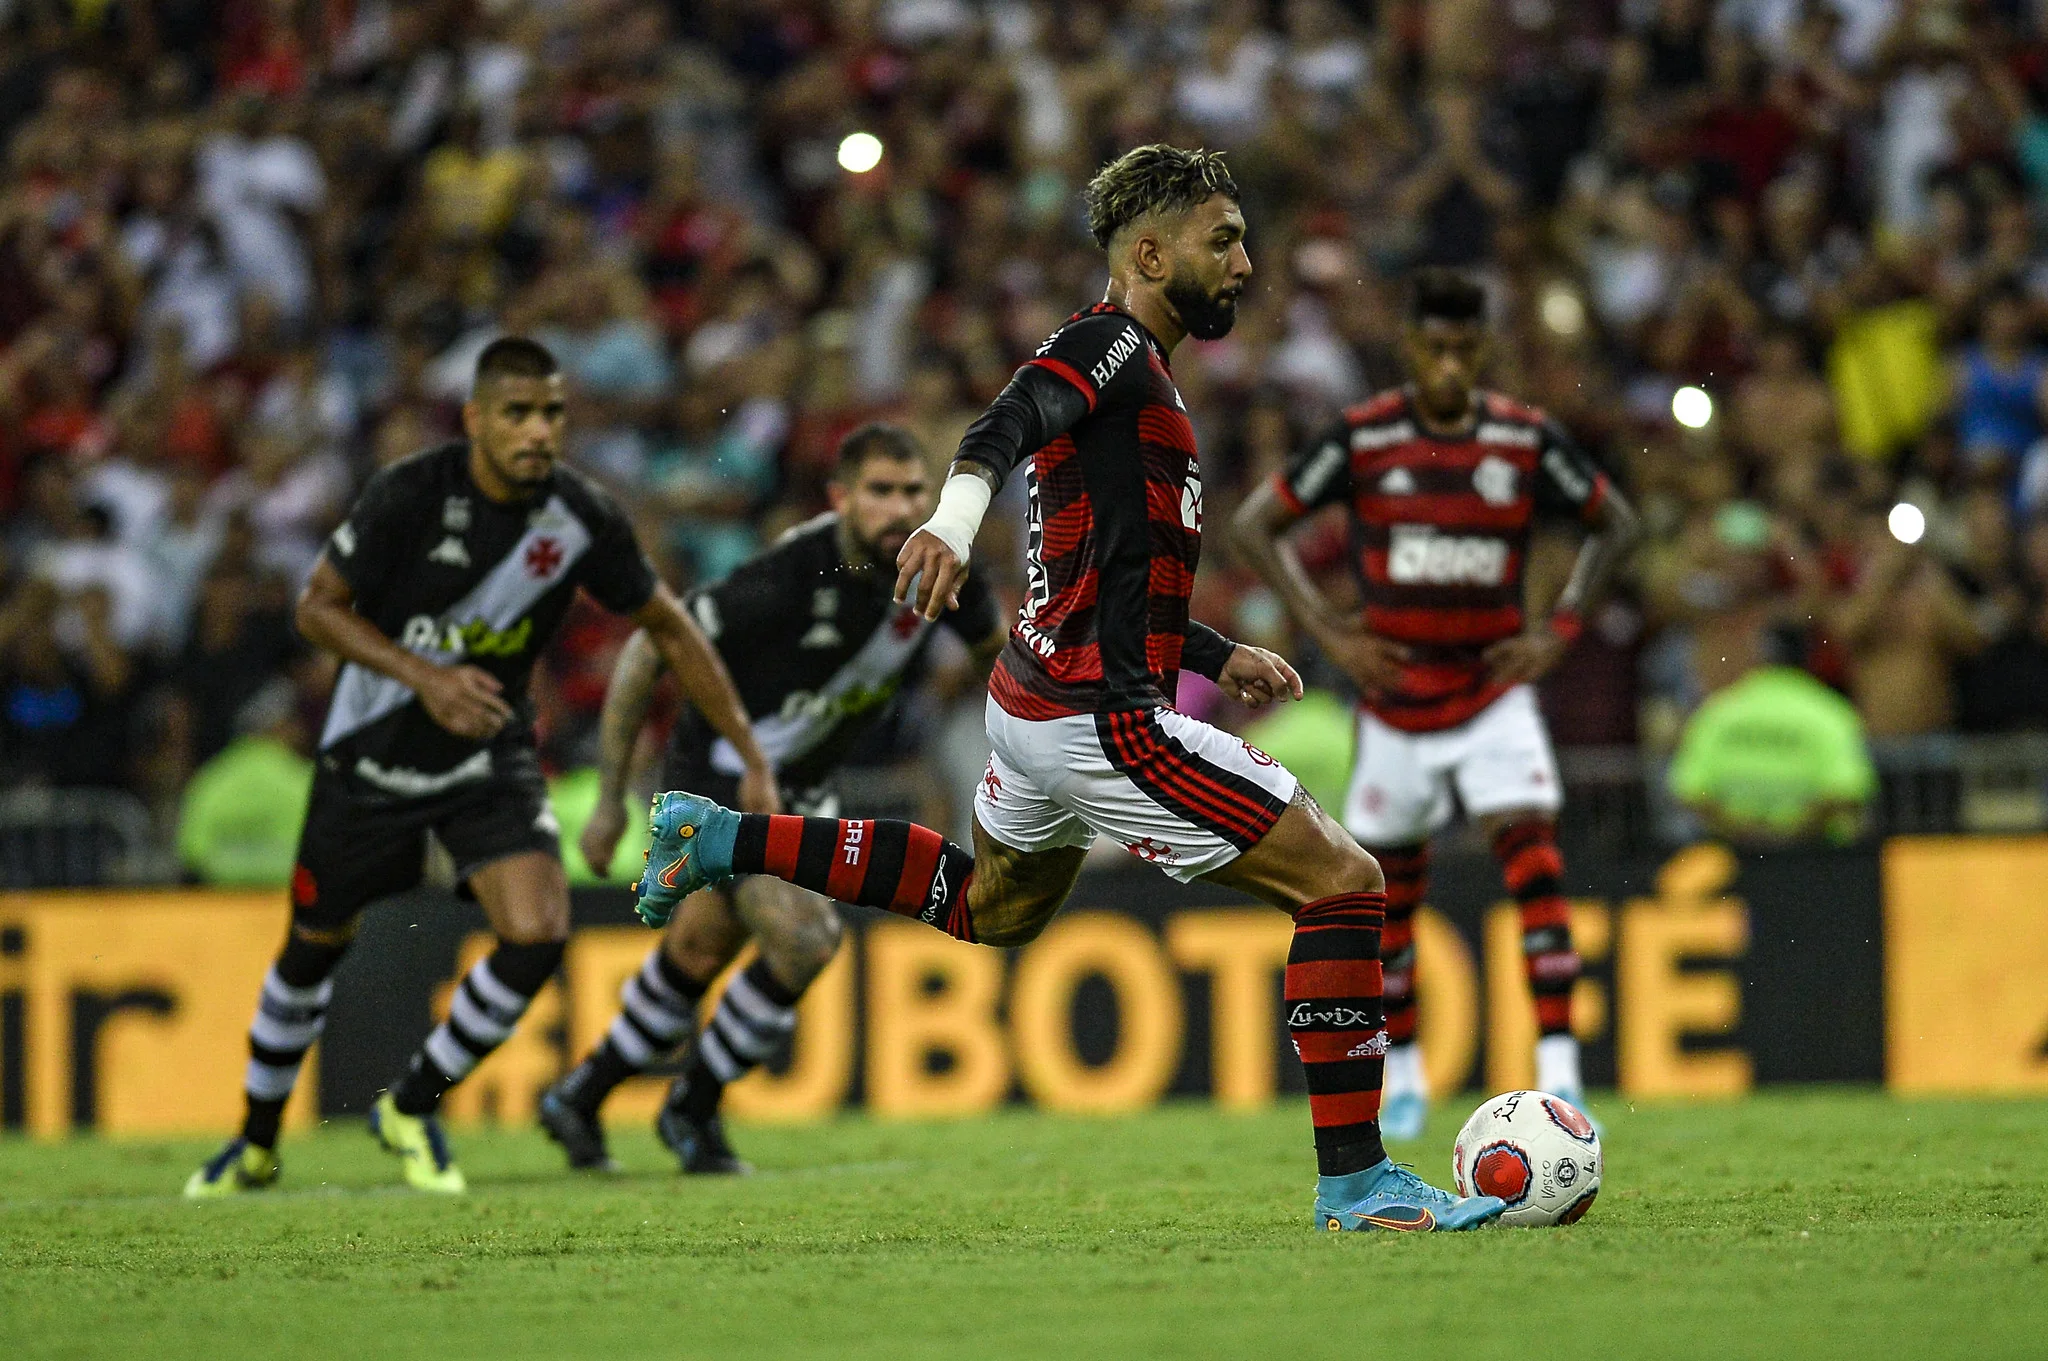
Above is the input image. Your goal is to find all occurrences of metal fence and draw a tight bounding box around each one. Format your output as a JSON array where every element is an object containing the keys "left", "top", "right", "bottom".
[
  {"left": 1555, "top": 734, "right": 2048, "bottom": 859},
  {"left": 0, "top": 789, "right": 174, "bottom": 890},
  {"left": 6, "top": 735, "right": 2048, "bottom": 888}
]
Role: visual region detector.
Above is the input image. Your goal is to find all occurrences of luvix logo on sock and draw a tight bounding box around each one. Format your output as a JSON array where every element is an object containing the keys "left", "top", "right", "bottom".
[
  {"left": 919, "top": 852, "right": 956, "bottom": 926},
  {"left": 1288, "top": 1002, "right": 1381, "bottom": 1029}
]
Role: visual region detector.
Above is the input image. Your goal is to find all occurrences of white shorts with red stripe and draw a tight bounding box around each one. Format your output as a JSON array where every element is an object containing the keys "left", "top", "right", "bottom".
[
  {"left": 1342, "top": 683, "right": 1562, "bottom": 847},
  {"left": 974, "top": 697, "right": 1299, "bottom": 883}
]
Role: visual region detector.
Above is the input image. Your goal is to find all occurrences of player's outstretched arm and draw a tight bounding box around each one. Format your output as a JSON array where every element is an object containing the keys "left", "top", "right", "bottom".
[
  {"left": 1230, "top": 476, "right": 1410, "bottom": 692},
  {"left": 579, "top": 628, "right": 664, "bottom": 875},
  {"left": 633, "top": 585, "right": 782, "bottom": 815},
  {"left": 294, "top": 558, "right": 512, "bottom": 740}
]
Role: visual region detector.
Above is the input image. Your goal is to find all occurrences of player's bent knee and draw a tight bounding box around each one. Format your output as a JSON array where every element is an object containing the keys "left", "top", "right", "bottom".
[
  {"left": 1301, "top": 804, "right": 1385, "bottom": 898},
  {"left": 664, "top": 930, "right": 736, "bottom": 986}
]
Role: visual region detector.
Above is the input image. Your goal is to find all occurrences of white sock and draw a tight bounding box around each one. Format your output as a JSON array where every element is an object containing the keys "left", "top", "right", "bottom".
[
  {"left": 1536, "top": 1033, "right": 1582, "bottom": 1097},
  {"left": 1383, "top": 1042, "right": 1426, "bottom": 1101}
]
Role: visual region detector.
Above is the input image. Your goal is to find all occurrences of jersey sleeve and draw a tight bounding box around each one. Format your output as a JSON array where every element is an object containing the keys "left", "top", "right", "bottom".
[
  {"left": 683, "top": 557, "right": 787, "bottom": 650},
  {"left": 323, "top": 463, "right": 421, "bottom": 602},
  {"left": 1532, "top": 419, "right": 1611, "bottom": 522},
  {"left": 954, "top": 312, "right": 1151, "bottom": 484},
  {"left": 1271, "top": 420, "right": 1353, "bottom": 516},
  {"left": 574, "top": 487, "right": 659, "bottom": 615},
  {"left": 941, "top": 564, "right": 1002, "bottom": 644}
]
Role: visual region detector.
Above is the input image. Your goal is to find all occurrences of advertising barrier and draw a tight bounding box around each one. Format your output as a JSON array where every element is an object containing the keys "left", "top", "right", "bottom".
[{"left": 2, "top": 836, "right": 2036, "bottom": 1137}]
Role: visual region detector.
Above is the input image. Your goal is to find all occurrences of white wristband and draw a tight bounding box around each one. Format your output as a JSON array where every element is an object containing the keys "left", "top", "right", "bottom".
[{"left": 918, "top": 472, "right": 993, "bottom": 564}]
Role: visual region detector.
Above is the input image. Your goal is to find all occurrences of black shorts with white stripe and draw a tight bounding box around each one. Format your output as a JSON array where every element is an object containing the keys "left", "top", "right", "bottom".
[{"left": 288, "top": 747, "right": 559, "bottom": 931}]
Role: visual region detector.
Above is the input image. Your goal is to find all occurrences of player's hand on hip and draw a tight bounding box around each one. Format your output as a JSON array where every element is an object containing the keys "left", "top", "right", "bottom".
[
  {"left": 737, "top": 763, "right": 784, "bottom": 816},
  {"left": 579, "top": 796, "right": 627, "bottom": 877},
  {"left": 1219, "top": 644, "right": 1303, "bottom": 710},
  {"left": 1323, "top": 627, "right": 1411, "bottom": 693},
  {"left": 894, "top": 528, "right": 965, "bottom": 622},
  {"left": 417, "top": 664, "right": 513, "bottom": 741},
  {"left": 1482, "top": 628, "right": 1567, "bottom": 685}
]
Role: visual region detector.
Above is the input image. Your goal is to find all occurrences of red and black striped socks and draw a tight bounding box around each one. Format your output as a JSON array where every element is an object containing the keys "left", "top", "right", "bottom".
[
  {"left": 1285, "top": 890, "right": 1389, "bottom": 1177},
  {"left": 1374, "top": 843, "right": 1428, "bottom": 1048},
  {"left": 730, "top": 814, "right": 978, "bottom": 941},
  {"left": 1493, "top": 820, "right": 1578, "bottom": 1037}
]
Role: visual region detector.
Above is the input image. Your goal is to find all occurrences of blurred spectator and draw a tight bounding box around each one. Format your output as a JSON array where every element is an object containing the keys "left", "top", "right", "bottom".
[
  {"left": 176, "top": 680, "right": 313, "bottom": 886},
  {"left": 1951, "top": 284, "right": 2048, "bottom": 481},
  {"left": 8, "top": 0, "right": 2048, "bottom": 870},
  {"left": 1667, "top": 638, "right": 1876, "bottom": 843},
  {"left": 0, "top": 576, "right": 133, "bottom": 789},
  {"left": 172, "top": 530, "right": 296, "bottom": 766},
  {"left": 1826, "top": 505, "right": 1988, "bottom": 736}
]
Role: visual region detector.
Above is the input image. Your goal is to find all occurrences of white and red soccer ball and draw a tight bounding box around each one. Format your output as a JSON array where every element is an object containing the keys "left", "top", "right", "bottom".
[{"left": 1452, "top": 1090, "right": 1602, "bottom": 1227}]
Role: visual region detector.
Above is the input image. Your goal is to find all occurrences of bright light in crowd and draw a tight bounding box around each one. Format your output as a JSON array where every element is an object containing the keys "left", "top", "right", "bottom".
[
  {"left": 1672, "top": 385, "right": 1714, "bottom": 429},
  {"left": 838, "top": 132, "right": 883, "bottom": 174},
  {"left": 1539, "top": 284, "right": 1585, "bottom": 337},
  {"left": 1888, "top": 502, "right": 1926, "bottom": 545}
]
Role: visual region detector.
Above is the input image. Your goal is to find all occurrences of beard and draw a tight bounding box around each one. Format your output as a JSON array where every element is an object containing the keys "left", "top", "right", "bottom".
[{"left": 1165, "top": 266, "right": 1242, "bottom": 341}]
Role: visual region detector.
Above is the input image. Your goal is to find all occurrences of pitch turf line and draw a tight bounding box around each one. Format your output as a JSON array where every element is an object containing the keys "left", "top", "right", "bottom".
[
  {"left": 2, "top": 1091, "right": 2045, "bottom": 1361},
  {"left": 0, "top": 1158, "right": 923, "bottom": 1215}
]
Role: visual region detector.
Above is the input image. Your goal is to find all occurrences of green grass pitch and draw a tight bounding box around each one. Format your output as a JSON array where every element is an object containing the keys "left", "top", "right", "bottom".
[{"left": 2, "top": 1089, "right": 2044, "bottom": 1360}]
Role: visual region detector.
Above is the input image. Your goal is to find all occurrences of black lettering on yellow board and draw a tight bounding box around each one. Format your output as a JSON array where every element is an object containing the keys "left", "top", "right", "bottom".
[
  {"left": 71, "top": 990, "right": 175, "bottom": 1126},
  {"left": 2, "top": 924, "right": 24, "bottom": 1129},
  {"left": 75, "top": 840, "right": 2048, "bottom": 1133},
  {"left": 1, "top": 892, "right": 316, "bottom": 1138}
]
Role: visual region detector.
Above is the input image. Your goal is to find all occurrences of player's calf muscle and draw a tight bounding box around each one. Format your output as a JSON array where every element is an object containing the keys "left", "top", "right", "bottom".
[
  {"left": 734, "top": 879, "right": 842, "bottom": 987},
  {"left": 963, "top": 831, "right": 1082, "bottom": 947},
  {"left": 662, "top": 887, "right": 749, "bottom": 982}
]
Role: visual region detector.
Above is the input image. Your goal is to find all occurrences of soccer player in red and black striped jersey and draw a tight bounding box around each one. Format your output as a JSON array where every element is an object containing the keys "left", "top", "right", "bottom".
[
  {"left": 1232, "top": 268, "right": 1639, "bottom": 1139},
  {"left": 628, "top": 148, "right": 1506, "bottom": 1232}
]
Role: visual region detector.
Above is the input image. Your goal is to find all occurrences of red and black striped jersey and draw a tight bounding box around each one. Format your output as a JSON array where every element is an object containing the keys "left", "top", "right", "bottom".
[
  {"left": 960, "top": 303, "right": 1228, "bottom": 718},
  {"left": 1273, "top": 388, "right": 1610, "bottom": 733}
]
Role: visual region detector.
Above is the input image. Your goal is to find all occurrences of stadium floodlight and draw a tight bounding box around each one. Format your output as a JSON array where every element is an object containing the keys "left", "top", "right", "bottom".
[
  {"left": 838, "top": 132, "right": 884, "bottom": 174},
  {"left": 1672, "top": 385, "right": 1713, "bottom": 429},
  {"left": 1888, "top": 502, "right": 1926, "bottom": 545}
]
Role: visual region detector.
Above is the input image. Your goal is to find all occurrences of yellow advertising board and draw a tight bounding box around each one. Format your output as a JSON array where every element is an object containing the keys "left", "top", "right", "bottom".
[
  {"left": 1884, "top": 838, "right": 2048, "bottom": 1095},
  {"left": 0, "top": 891, "right": 319, "bottom": 1137},
  {"left": 0, "top": 853, "right": 1772, "bottom": 1137}
]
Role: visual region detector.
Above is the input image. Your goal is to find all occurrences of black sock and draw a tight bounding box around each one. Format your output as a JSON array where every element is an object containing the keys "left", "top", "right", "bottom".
[
  {"left": 729, "top": 814, "right": 976, "bottom": 939},
  {"left": 672, "top": 957, "right": 801, "bottom": 1122},
  {"left": 391, "top": 939, "right": 563, "bottom": 1116},
  {"left": 557, "top": 949, "right": 707, "bottom": 1115},
  {"left": 241, "top": 932, "right": 350, "bottom": 1149}
]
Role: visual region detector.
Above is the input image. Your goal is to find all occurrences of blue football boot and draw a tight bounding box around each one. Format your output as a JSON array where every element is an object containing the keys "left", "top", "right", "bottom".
[
  {"left": 634, "top": 792, "right": 741, "bottom": 927},
  {"left": 1313, "top": 1159, "right": 1505, "bottom": 1232}
]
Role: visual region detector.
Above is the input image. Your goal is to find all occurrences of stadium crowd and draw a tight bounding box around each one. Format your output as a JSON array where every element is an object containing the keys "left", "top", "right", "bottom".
[{"left": 5, "top": 0, "right": 2048, "bottom": 875}]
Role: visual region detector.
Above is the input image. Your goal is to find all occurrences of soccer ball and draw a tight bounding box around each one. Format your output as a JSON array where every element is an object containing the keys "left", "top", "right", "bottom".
[{"left": 1451, "top": 1090, "right": 1602, "bottom": 1227}]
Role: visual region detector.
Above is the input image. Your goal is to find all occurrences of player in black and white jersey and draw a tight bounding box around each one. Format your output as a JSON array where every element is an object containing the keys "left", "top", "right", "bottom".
[
  {"left": 184, "top": 337, "right": 776, "bottom": 1197},
  {"left": 538, "top": 424, "right": 1002, "bottom": 1173}
]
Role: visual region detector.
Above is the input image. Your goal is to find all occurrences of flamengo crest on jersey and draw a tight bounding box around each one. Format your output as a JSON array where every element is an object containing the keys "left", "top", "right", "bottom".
[{"left": 320, "top": 496, "right": 591, "bottom": 752}]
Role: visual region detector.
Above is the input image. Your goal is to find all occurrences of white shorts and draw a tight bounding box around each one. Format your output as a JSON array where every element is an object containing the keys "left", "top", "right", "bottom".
[
  {"left": 1341, "top": 684, "right": 1562, "bottom": 847},
  {"left": 974, "top": 698, "right": 1299, "bottom": 883}
]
